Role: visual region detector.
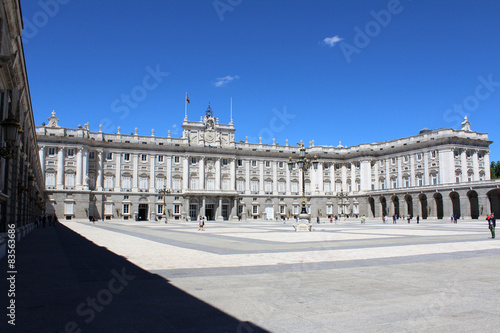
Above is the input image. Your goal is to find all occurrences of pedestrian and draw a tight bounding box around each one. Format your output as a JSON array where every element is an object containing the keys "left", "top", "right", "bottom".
[
  {"left": 393, "top": 214, "right": 396, "bottom": 224},
  {"left": 361, "top": 215, "right": 365, "bottom": 224},
  {"left": 487, "top": 213, "right": 496, "bottom": 239},
  {"left": 198, "top": 216, "right": 205, "bottom": 231},
  {"left": 407, "top": 215, "right": 411, "bottom": 224},
  {"left": 454, "top": 215, "right": 458, "bottom": 224},
  {"left": 330, "top": 216, "right": 333, "bottom": 223},
  {"left": 451, "top": 215, "right": 454, "bottom": 223},
  {"left": 316, "top": 216, "right": 320, "bottom": 224},
  {"left": 384, "top": 215, "right": 388, "bottom": 224},
  {"left": 416, "top": 215, "right": 420, "bottom": 224}
]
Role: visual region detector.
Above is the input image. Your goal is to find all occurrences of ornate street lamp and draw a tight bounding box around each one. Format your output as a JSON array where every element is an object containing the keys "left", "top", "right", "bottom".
[
  {"left": 158, "top": 185, "right": 171, "bottom": 223},
  {"left": 288, "top": 142, "right": 318, "bottom": 228},
  {"left": 0, "top": 114, "right": 21, "bottom": 159}
]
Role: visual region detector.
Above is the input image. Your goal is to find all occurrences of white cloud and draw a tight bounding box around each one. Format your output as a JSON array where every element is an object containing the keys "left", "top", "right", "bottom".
[
  {"left": 214, "top": 75, "right": 240, "bottom": 87},
  {"left": 322, "top": 35, "right": 343, "bottom": 47}
]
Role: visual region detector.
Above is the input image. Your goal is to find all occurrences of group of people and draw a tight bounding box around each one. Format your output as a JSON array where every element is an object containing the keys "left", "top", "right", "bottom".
[
  {"left": 36, "top": 214, "right": 58, "bottom": 228},
  {"left": 450, "top": 215, "right": 459, "bottom": 223},
  {"left": 385, "top": 214, "right": 420, "bottom": 224}
]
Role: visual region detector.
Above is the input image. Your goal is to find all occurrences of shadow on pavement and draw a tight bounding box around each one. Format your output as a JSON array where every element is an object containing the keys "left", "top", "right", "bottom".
[{"left": 0, "top": 223, "right": 268, "bottom": 332}]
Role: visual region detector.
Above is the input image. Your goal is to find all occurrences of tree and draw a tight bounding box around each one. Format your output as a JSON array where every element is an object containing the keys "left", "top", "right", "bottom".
[{"left": 491, "top": 161, "right": 500, "bottom": 179}]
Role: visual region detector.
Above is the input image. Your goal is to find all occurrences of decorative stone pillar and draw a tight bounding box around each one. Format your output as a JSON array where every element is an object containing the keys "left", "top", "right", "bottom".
[
  {"left": 259, "top": 161, "right": 264, "bottom": 194},
  {"left": 76, "top": 147, "right": 83, "bottom": 189},
  {"left": 183, "top": 156, "right": 189, "bottom": 191},
  {"left": 472, "top": 151, "right": 480, "bottom": 181},
  {"left": 215, "top": 158, "right": 221, "bottom": 191},
  {"left": 115, "top": 152, "right": 121, "bottom": 191},
  {"left": 96, "top": 150, "right": 103, "bottom": 191},
  {"left": 150, "top": 154, "right": 156, "bottom": 192},
  {"left": 132, "top": 153, "right": 139, "bottom": 191},
  {"left": 230, "top": 158, "right": 235, "bottom": 191},
  {"left": 39, "top": 146, "right": 45, "bottom": 175},
  {"left": 199, "top": 156, "right": 205, "bottom": 190},
  {"left": 82, "top": 149, "right": 88, "bottom": 189},
  {"left": 56, "top": 147, "right": 64, "bottom": 189}
]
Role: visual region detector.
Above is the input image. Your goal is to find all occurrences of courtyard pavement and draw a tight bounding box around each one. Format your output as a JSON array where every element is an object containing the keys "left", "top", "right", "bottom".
[{"left": 1, "top": 217, "right": 499, "bottom": 332}]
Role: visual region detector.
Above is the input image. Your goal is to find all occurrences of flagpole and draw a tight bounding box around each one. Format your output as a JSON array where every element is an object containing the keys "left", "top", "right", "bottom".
[
  {"left": 184, "top": 92, "right": 188, "bottom": 120},
  {"left": 230, "top": 97, "right": 233, "bottom": 124}
]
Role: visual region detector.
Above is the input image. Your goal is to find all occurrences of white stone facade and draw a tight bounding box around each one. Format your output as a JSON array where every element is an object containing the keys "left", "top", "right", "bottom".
[{"left": 36, "top": 108, "right": 500, "bottom": 222}]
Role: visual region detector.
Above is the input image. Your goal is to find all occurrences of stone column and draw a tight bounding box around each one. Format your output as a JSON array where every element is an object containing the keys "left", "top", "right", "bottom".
[
  {"left": 96, "top": 150, "right": 103, "bottom": 191},
  {"left": 167, "top": 156, "right": 172, "bottom": 189},
  {"left": 245, "top": 160, "right": 250, "bottom": 194},
  {"left": 461, "top": 150, "right": 467, "bottom": 182},
  {"left": 115, "top": 152, "right": 121, "bottom": 191},
  {"left": 150, "top": 154, "right": 156, "bottom": 192},
  {"left": 259, "top": 161, "right": 264, "bottom": 194},
  {"left": 217, "top": 197, "right": 223, "bottom": 221},
  {"left": 286, "top": 163, "right": 291, "bottom": 195},
  {"left": 182, "top": 156, "right": 189, "bottom": 191},
  {"left": 439, "top": 148, "right": 454, "bottom": 184},
  {"left": 410, "top": 155, "right": 415, "bottom": 187},
  {"left": 132, "top": 153, "right": 139, "bottom": 191},
  {"left": 230, "top": 158, "right": 236, "bottom": 191},
  {"left": 484, "top": 151, "right": 491, "bottom": 180},
  {"left": 39, "top": 146, "right": 45, "bottom": 175},
  {"left": 316, "top": 162, "right": 323, "bottom": 194},
  {"left": 82, "top": 149, "right": 88, "bottom": 189},
  {"left": 373, "top": 161, "right": 379, "bottom": 190},
  {"left": 397, "top": 157, "right": 402, "bottom": 189},
  {"left": 360, "top": 160, "right": 371, "bottom": 192},
  {"left": 273, "top": 162, "right": 278, "bottom": 194},
  {"left": 56, "top": 147, "right": 64, "bottom": 189},
  {"left": 424, "top": 152, "right": 430, "bottom": 185},
  {"left": 350, "top": 163, "right": 356, "bottom": 192},
  {"left": 215, "top": 158, "right": 221, "bottom": 190},
  {"left": 472, "top": 151, "right": 480, "bottom": 181},
  {"left": 385, "top": 159, "right": 390, "bottom": 188},
  {"left": 330, "top": 163, "right": 335, "bottom": 192},
  {"left": 460, "top": 192, "right": 470, "bottom": 219},
  {"left": 76, "top": 147, "right": 83, "bottom": 189},
  {"left": 201, "top": 196, "right": 206, "bottom": 217},
  {"left": 199, "top": 157, "right": 205, "bottom": 190},
  {"left": 341, "top": 164, "right": 347, "bottom": 192}
]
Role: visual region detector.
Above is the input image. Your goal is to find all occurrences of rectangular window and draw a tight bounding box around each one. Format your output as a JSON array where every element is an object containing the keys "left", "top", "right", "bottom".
[
  {"left": 174, "top": 156, "right": 180, "bottom": 163},
  {"left": 139, "top": 177, "right": 148, "bottom": 189},
  {"left": 237, "top": 159, "right": 243, "bottom": 167},
  {"left": 89, "top": 152, "right": 95, "bottom": 159},
  {"left": 417, "top": 153, "right": 423, "bottom": 161},
  {"left": 327, "top": 205, "right": 333, "bottom": 214},
  {"left": 265, "top": 181, "right": 272, "bottom": 192},
  {"left": 105, "top": 203, "right": 113, "bottom": 215},
  {"left": 46, "top": 173, "right": 56, "bottom": 187},
  {"left": 278, "top": 182, "right": 286, "bottom": 193},
  {"left": 156, "top": 177, "right": 165, "bottom": 189},
  {"left": 291, "top": 182, "right": 298, "bottom": 193},
  {"left": 237, "top": 180, "right": 244, "bottom": 192},
  {"left": 252, "top": 205, "right": 258, "bottom": 214},
  {"left": 222, "top": 159, "right": 228, "bottom": 166},
  {"left": 64, "top": 202, "right": 74, "bottom": 215},
  {"left": 207, "top": 179, "right": 214, "bottom": 191},
  {"left": 191, "top": 157, "right": 197, "bottom": 164},
  {"left": 431, "top": 151, "right": 437, "bottom": 159},
  {"left": 141, "top": 154, "right": 147, "bottom": 161},
  {"left": 279, "top": 161, "right": 284, "bottom": 168},
  {"left": 280, "top": 205, "right": 286, "bottom": 214},
  {"left": 391, "top": 157, "right": 396, "bottom": 165},
  {"left": 190, "top": 178, "right": 198, "bottom": 190},
  {"left": 106, "top": 152, "right": 113, "bottom": 160},
  {"left": 174, "top": 204, "right": 180, "bottom": 214},
  {"left": 265, "top": 161, "right": 271, "bottom": 168},
  {"left": 293, "top": 205, "right": 299, "bottom": 215},
  {"left": 123, "top": 204, "right": 130, "bottom": 214},
  {"left": 104, "top": 176, "right": 114, "bottom": 189},
  {"left": 48, "top": 147, "right": 55, "bottom": 155},
  {"left": 173, "top": 178, "right": 181, "bottom": 190},
  {"left": 251, "top": 160, "right": 257, "bottom": 167},
  {"left": 157, "top": 204, "right": 164, "bottom": 215},
  {"left": 67, "top": 148, "right": 74, "bottom": 157},
  {"left": 65, "top": 174, "right": 75, "bottom": 188},
  {"left": 222, "top": 179, "right": 229, "bottom": 190},
  {"left": 158, "top": 155, "right": 164, "bottom": 162},
  {"left": 251, "top": 181, "right": 259, "bottom": 192},
  {"left": 122, "top": 177, "right": 131, "bottom": 190},
  {"left": 124, "top": 153, "right": 130, "bottom": 161},
  {"left": 324, "top": 182, "right": 330, "bottom": 193}
]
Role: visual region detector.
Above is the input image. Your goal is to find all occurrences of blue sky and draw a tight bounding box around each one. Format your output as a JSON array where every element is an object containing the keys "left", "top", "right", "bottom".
[{"left": 21, "top": 0, "right": 500, "bottom": 161}]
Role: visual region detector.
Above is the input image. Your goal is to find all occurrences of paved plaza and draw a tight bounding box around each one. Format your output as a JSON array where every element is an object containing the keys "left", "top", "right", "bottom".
[{"left": 2, "top": 217, "right": 500, "bottom": 332}]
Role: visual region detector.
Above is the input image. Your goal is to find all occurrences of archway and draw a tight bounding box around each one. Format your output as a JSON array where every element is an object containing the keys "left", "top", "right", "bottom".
[
  {"left": 450, "top": 191, "right": 461, "bottom": 219},
  {"left": 392, "top": 196, "right": 400, "bottom": 217},
  {"left": 368, "top": 197, "right": 376, "bottom": 217},
  {"left": 467, "top": 190, "right": 479, "bottom": 219},
  {"left": 380, "top": 197, "right": 387, "bottom": 217},
  {"left": 419, "top": 193, "right": 428, "bottom": 219},
  {"left": 433, "top": 193, "right": 443, "bottom": 219},
  {"left": 487, "top": 189, "right": 500, "bottom": 216},
  {"left": 405, "top": 194, "right": 413, "bottom": 217}
]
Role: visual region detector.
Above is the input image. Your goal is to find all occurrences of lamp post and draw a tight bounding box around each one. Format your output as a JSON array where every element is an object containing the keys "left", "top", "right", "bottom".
[
  {"left": 337, "top": 188, "right": 349, "bottom": 218},
  {"left": 0, "top": 114, "right": 21, "bottom": 159},
  {"left": 158, "top": 185, "right": 171, "bottom": 223},
  {"left": 288, "top": 142, "right": 318, "bottom": 226}
]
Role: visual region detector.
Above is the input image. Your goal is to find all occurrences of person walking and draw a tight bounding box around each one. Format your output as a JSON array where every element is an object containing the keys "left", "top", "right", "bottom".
[
  {"left": 407, "top": 214, "right": 411, "bottom": 224},
  {"left": 316, "top": 216, "right": 320, "bottom": 224},
  {"left": 416, "top": 215, "right": 420, "bottom": 224},
  {"left": 198, "top": 216, "right": 205, "bottom": 231},
  {"left": 487, "top": 213, "right": 496, "bottom": 239}
]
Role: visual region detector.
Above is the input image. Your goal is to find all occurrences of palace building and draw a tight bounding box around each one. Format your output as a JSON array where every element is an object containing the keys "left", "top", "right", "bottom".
[{"left": 35, "top": 106, "right": 500, "bottom": 222}]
